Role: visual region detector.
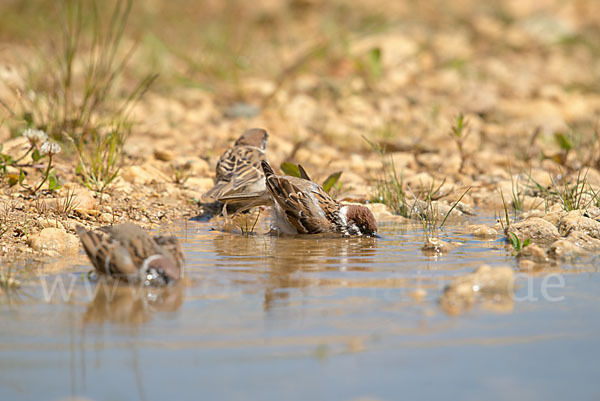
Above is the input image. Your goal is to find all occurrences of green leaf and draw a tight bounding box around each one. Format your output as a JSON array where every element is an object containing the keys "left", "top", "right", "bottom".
[
  {"left": 508, "top": 232, "right": 520, "bottom": 251},
  {"left": 18, "top": 169, "right": 25, "bottom": 185},
  {"left": 280, "top": 162, "right": 301, "bottom": 178},
  {"left": 322, "top": 171, "right": 342, "bottom": 193},
  {"left": 554, "top": 132, "right": 573, "bottom": 151},
  {"left": 366, "top": 47, "right": 382, "bottom": 78},
  {"left": 1, "top": 153, "right": 13, "bottom": 164},
  {"left": 32, "top": 148, "right": 41, "bottom": 162},
  {"left": 522, "top": 238, "right": 531, "bottom": 248},
  {"left": 48, "top": 174, "right": 61, "bottom": 191},
  {"left": 23, "top": 112, "right": 34, "bottom": 126}
]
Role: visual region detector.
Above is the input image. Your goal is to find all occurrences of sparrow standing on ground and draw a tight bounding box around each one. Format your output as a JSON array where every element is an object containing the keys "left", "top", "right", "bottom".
[
  {"left": 76, "top": 223, "right": 184, "bottom": 286},
  {"left": 203, "top": 128, "right": 269, "bottom": 202},
  {"left": 260, "top": 161, "right": 378, "bottom": 236}
]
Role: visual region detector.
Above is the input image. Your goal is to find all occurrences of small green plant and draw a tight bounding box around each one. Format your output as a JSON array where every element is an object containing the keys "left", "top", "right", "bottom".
[
  {"left": 552, "top": 131, "right": 575, "bottom": 167},
  {"left": 16, "top": 0, "right": 156, "bottom": 195},
  {"left": 509, "top": 170, "right": 524, "bottom": 215},
  {"left": 449, "top": 113, "right": 471, "bottom": 173},
  {"left": 54, "top": 188, "right": 80, "bottom": 218},
  {"left": 27, "top": 0, "right": 157, "bottom": 139},
  {"left": 551, "top": 168, "right": 590, "bottom": 212},
  {"left": 415, "top": 178, "right": 446, "bottom": 202},
  {"left": 588, "top": 186, "right": 600, "bottom": 208},
  {"left": 1, "top": 128, "right": 62, "bottom": 194},
  {"left": 18, "top": 141, "right": 62, "bottom": 194},
  {"left": 364, "top": 137, "right": 411, "bottom": 217},
  {"left": 355, "top": 47, "right": 383, "bottom": 82},
  {"left": 418, "top": 186, "right": 471, "bottom": 241},
  {"left": 279, "top": 162, "right": 342, "bottom": 194},
  {"left": 508, "top": 232, "right": 530, "bottom": 254},
  {"left": 498, "top": 188, "right": 512, "bottom": 235},
  {"left": 70, "top": 122, "right": 128, "bottom": 194}
]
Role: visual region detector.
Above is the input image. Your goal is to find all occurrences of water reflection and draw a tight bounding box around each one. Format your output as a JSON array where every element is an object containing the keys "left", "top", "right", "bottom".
[
  {"left": 211, "top": 233, "right": 378, "bottom": 311},
  {"left": 82, "top": 282, "right": 184, "bottom": 326}
]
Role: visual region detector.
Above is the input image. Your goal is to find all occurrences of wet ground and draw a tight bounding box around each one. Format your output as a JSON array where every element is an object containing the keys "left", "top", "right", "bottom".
[{"left": 2, "top": 215, "right": 600, "bottom": 401}]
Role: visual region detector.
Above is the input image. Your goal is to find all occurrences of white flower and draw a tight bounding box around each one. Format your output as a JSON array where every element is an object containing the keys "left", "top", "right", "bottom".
[
  {"left": 40, "top": 141, "right": 62, "bottom": 156},
  {"left": 22, "top": 128, "right": 48, "bottom": 146}
]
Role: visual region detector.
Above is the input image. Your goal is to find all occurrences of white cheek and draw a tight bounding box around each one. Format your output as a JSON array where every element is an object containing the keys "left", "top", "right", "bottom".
[{"left": 339, "top": 206, "right": 348, "bottom": 226}]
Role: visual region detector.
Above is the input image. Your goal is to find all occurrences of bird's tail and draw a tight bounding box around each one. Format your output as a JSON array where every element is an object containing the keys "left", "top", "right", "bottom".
[
  {"left": 218, "top": 191, "right": 272, "bottom": 214},
  {"left": 260, "top": 160, "right": 275, "bottom": 178},
  {"left": 202, "top": 180, "right": 229, "bottom": 201}
]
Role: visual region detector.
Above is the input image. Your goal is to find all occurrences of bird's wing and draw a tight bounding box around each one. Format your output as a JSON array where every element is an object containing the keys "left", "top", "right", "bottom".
[
  {"left": 229, "top": 147, "right": 266, "bottom": 191},
  {"left": 205, "top": 147, "right": 265, "bottom": 200},
  {"left": 263, "top": 169, "right": 334, "bottom": 234},
  {"left": 76, "top": 226, "right": 138, "bottom": 277}
]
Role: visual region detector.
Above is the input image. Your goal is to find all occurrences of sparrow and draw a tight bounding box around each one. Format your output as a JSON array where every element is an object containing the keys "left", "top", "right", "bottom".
[
  {"left": 258, "top": 160, "right": 378, "bottom": 236},
  {"left": 203, "top": 128, "right": 269, "bottom": 202},
  {"left": 76, "top": 223, "right": 184, "bottom": 286}
]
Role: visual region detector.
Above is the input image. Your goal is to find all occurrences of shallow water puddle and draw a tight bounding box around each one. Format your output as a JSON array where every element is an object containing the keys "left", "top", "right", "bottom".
[{"left": 2, "top": 215, "right": 600, "bottom": 401}]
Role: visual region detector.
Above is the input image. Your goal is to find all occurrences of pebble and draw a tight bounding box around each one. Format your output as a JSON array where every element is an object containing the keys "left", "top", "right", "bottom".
[
  {"left": 465, "top": 224, "right": 498, "bottom": 239},
  {"left": 507, "top": 217, "right": 560, "bottom": 243},
  {"left": 28, "top": 228, "right": 79, "bottom": 255},
  {"left": 558, "top": 211, "right": 600, "bottom": 239},
  {"left": 421, "top": 237, "right": 451, "bottom": 254},
  {"left": 518, "top": 244, "right": 549, "bottom": 263},
  {"left": 154, "top": 149, "right": 175, "bottom": 161}
]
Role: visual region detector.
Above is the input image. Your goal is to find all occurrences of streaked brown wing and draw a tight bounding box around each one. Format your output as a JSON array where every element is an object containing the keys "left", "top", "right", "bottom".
[
  {"left": 207, "top": 147, "right": 265, "bottom": 199},
  {"left": 99, "top": 224, "right": 159, "bottom": 268},
  {"left": 214, "top": 148, "right": 235, "bottom": 183},
  {"left": 230, "top": 157, "right": 264, "bottom": 192},
  {"left": 76, "top": 226, "right": 138, "bottom": 277},
  {"left": 265, "top": 175, "right": 333, "bottom": 234}
]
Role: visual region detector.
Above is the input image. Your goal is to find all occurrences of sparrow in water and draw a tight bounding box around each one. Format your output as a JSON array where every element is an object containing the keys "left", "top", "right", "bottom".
[
  {"left": 203, "top": 128, "right": 269, "bottom": 202},
  {"left": 259, "top": 161, "right": 378, "bottom": 236},
  {"left": 76, "top": 223, "right": 184, "bottom": 286}
]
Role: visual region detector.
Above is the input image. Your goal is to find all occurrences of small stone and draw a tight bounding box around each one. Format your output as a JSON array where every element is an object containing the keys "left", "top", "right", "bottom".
[
  {"left": 508, "top": 217, "right": 560, "bottom": 243},
  {"left": 99, "top": 213, "right": 113, "bottom": 224},
  {"left": 518, "top": 244, "right": 549, "bottom": 263},
  {"left": 548, "top": 239, "right": 588, "bottom": 259},
  {"left": 541, "top": 210, "right": 567, "bottom": 227},
  {"left": 565, "top": 231, "right": 600, "bottom": 251},
  {"left": 465, "top": 224, "right": 498, "bottom": 239},
  {"left": 549, "top": 231, "right": 600, "bottom": 259},
  {"left": 37, "top": 218, "right": 65, "bottom": 230},
  {"left": 422, "top": 237, "right": 451, "bottom": 253},
  {"left": 74, "top": 208, "right": 102, "bottom": 218},
  {"left": 154, "top": 149, "right": 175, "bottom": 161},
  {"left": 558, "top": 211, "right": 600, "bottom": 239},
  {"left": 28, "top": 228, "right": 79, "bottom": 255}
]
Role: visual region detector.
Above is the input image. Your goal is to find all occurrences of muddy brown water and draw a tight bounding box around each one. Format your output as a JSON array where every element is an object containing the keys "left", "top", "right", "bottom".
[{"left": 1, "top": 214, "right": 600, "bottom": 401}]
